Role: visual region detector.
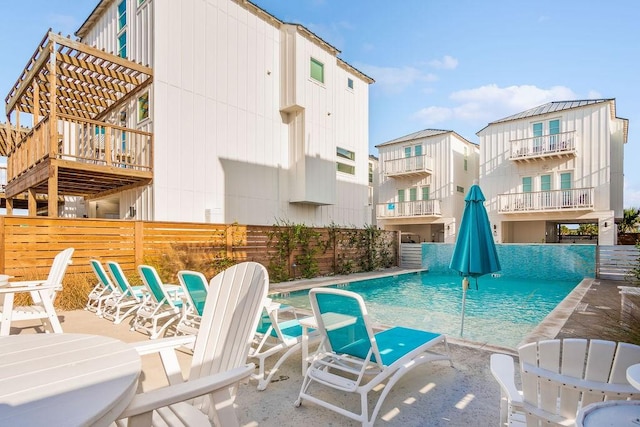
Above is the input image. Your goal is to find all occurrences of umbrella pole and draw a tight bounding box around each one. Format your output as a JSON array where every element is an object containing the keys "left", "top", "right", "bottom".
[{"left": 461, "top": 277, "right": 469, "bottom": 336}]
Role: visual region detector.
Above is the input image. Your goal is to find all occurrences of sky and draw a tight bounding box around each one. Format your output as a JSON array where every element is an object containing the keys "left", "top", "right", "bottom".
[{"left": 0, "top": 0, "right": 638, "bottom": 208}]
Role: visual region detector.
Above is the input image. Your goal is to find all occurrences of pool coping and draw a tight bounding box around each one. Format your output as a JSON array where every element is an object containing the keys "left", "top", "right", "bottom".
[{"left": 271, "top": 267, "right": 585, "bottom": 355}]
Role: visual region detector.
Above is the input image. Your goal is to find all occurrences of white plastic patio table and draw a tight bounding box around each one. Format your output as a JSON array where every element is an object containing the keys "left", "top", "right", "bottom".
[
  {"left": 627, "top": 363, "right": 640, "bottom": 390},
  {"left": 0, "top": 333, "right": 141, "bottom": 426}
]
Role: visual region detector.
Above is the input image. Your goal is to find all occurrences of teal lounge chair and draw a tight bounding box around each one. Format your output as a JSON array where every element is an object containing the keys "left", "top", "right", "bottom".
[
  {"left": 175, "top": 270, "right": 210, "bottom": 337},
  {"left": 295, "top": 287, "right": 452, "bottom": 427},
  {"left": 250, "top": 298, "right": 317, "bottom": 390},
  {"left": 103, "top": 261, "right": 146, "bottom": 324},
  {"left": 86, "top": 259, "right": 118, "bottom": 316},
  {"left": 133, "top": 265, "right": 184, "bottom": 339}
]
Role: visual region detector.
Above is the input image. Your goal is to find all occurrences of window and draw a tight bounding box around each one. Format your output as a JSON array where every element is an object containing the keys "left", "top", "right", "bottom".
[
  {"left": 138, "top": 92, "right": 149, "bottom": 122},
  {"left": 422, "top": 186, "right": 430, "bottom": 200},
  {"left": 464, "top": 159, "right": 468, "bottom": 171},
  {"left": 560, "top": 172, "right": 572, "bottom": 190},
  {"left": 397, "top": 189, "right": 405, "bottom": 203},
  {"left": 117, "top": 0, "right": 127, "bottom": 58},
  {"left": 118, "top": 32, "right": 127, "bottom": 58},
  {"left": 337, "top": 147, "right": 355, "bottom": 161},
  {"left": 336, "top": 163, "right": 355, "bottom": 175},
  {"left": 118, "top": 0, "right": 127, "bottom": 30},
  {"left": 541, "top": 175, "right": 551, "bottom": 191},
  {"left": 549, "top": 119, "right": 560, "bottom": 150},
  {"left": 310, "top": 58, "right": 324, "bottom": 83},
  {"left": 456, "top": 186, "right": 464, "bottom": 193},
  {"left": 347, "top": 78, "right": 354, "bottom": 89},
  {"left": 409, "top": 188, "right": 417, "bottom": 201},
  {"left": 464, "top": 146, "right": 468, "bottom": 171},
  {"left": 368, "top": 162, "right": 373, "bottom": 184},
  {"left": 522, "top": 176, "right": 532, "bottom": 192},
  {"left": 532, "top": 122, "right": 543, "bottom": 152}
]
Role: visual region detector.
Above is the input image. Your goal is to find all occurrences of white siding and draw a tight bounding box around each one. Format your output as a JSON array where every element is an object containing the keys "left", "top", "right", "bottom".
[
  {"left": 78, "top": 0, "right": 371, "bottom": 226},
  {"left": 478, "top": 101, "right": 623, "bottom": 244}
]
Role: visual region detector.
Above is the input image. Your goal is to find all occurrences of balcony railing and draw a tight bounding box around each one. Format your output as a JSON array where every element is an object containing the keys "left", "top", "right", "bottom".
[
  {"left": 7, "top": 113, "right": 153, "bottom": 182},
  {"left": 498, "top": 188, "right": 594, "bottom": 213},
  {"left": 377, "top": 199, "right": 441, "bottom": 218},
  {"left": 383, "top": 154, "right": 433, "bottom": 177},
  {"left": 510, "top": 131, "right": 577, "bottom": 161}
]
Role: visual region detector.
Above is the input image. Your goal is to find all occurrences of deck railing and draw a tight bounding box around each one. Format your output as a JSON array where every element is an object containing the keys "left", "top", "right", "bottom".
[
  {"left": 383, "top": 154, "right": 434, "bottom": 176},
  {"left": 7, "top": 113, "right": 153, "bottom": 181},
  {"left": 377, "top": 199, "right": 441, "bottom": 218},
  {"left": 498, "top": 187, "right": 594, "bottom": 213},
  {"left": 510, "top": 131, "right": 577, "bottom": 160}
]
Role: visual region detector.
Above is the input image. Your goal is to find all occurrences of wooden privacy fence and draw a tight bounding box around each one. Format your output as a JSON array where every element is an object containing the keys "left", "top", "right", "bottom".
[{"left": 0, "top": 216, "right": 398, "bottom": 282}]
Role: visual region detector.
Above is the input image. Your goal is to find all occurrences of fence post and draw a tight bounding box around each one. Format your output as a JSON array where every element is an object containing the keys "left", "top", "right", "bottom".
[
  {"left": 134, "top": 221, "right": 144, "bottom": 266},
  {"left": 226, "top": 224, "right": 234, "bottom": 259},
  {"left": 0, "top": 216, "right": 5, "bottom": 274}
]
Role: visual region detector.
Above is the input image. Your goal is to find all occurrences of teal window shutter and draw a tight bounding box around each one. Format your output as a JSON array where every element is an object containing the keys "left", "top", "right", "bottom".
[{"left": 522, "top": 177, "right": 532, "bottom": 192}]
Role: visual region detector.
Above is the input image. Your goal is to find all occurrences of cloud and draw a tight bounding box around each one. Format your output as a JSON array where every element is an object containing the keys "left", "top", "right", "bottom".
[
  {"left": 428, "top": 55, "right": 458, "bottom": 70},
  {"left": 412, "top": 84, "right": 578, "bottom": 125},
  {"left": 412, "top": 106, "right": 453, "bottom": 125},
  {"left": 587, "top": 89, "right": 603, "bottom": 99},
  {"left": 358, "top": 64, "right": 437, "bottom": 94}
]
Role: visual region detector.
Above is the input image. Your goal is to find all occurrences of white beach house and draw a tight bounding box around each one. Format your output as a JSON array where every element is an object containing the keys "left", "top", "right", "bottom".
[
  {"left": 1, "top": 0, "right": 374, "bottom": 227},
  {"left": 477, "top": 99, "right": 628, "bottom": 245},
  {"left": 375, "top": 129, "right": 479, "bottom": 243}
]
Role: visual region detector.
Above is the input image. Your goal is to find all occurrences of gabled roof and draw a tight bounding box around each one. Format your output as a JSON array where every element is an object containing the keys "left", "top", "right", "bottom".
[
  {"left": 477, "top": 98, "right": 628, "bottom": 143},
  {"left": 376, "top": 129, "right": 475, "bottom": 148},
  {"left": 489, "top": 99, "right": 614, "bottom": 124}
]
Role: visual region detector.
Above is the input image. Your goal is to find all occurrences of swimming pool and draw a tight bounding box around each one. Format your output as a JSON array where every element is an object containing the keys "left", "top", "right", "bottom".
[{"left": 272, "top": 272, "right": 579, "bottom": 349}]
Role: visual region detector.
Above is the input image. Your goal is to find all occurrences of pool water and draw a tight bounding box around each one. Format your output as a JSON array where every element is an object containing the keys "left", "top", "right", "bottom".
[{"left": 273, "top": 272, "right": 578, "bottom": 349}]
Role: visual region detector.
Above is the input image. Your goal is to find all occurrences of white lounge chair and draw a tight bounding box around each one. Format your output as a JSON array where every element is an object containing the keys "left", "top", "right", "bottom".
[
  {"left": 0, "top": 248, "right": 74, "bottom": 335},
  {"left": 295, "top": 287, "right": 452, "bottom": 426},
  {"left": 132, "top": 264, "right": 184, "bottom": 339},
  {"left": 104, "top": 261, "right": 146, "bottom": 324},
  {"left": 491, "top": 338, "right": 640, "bottom": 427},
  {"left": 86, "top": 259, "right": 118, "bottom": 316},
  {"left": 115, "top": 261, "right": 269, "bottom": 427},
  {"left": 174, "top": 270, "right": 209, "bottom": 337},
  {"left": 250, "top": 298, "right": 317, "bottom": 390}
]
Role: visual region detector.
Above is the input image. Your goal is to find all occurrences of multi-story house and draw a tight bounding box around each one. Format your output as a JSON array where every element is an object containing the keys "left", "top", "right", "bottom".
[
  {"left": 375, "top": 129, "right": 479, "bottom": 243},
  {"left": 477, "top": 99, "right": 627, "bottom": 245},
  {"left": 367, "top": 154, "right": 379, "bottom": 226},
  {"left": 0, "top": 0, "right": 374, "bottom": 227}
]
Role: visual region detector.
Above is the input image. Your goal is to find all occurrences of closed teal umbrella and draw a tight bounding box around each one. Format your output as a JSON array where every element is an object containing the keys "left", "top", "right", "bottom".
[{"left": 449, "top": 181, "right": 501, "bottom": 336}]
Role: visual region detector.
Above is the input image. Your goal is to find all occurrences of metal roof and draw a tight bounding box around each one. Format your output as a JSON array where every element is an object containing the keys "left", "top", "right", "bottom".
[
  {"left": 376, "top": 129, "right": 452, "bottom": 147},
  {"left": 488, "top": 99, "right": 614, "bottom": 125}
]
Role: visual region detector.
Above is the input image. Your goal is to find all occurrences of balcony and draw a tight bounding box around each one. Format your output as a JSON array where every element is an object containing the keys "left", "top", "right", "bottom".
[
  {"left": 498, "top": 188, "right": 594, "bottom": 214},
  {"left": 5, "top": 114, "right": 153, "bottom": 200},
  {"left": 383, "top": 155, "right": 433, "bottom": 178},
  {"left": 510, "top": 131, "right": 577, "bottom": 162},
  {"left": 377, "top": 199, "right": 441, "bottom": 219}
]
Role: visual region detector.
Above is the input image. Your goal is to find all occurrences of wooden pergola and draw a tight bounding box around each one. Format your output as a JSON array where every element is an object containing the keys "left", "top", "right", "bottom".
[{"left": 2, "top": 31, "right": 154, "bottom": 217}]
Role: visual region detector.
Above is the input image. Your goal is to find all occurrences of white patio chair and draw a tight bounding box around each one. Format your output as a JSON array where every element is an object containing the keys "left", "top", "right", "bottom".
[
  {"left": 491, "top": 338, "right": 640, "bottom": 426},
  {"left": 115, "top": 261, "right": 269, "bottom": 427},
  {"left": 0, "top": 248, "right": 74, "bottom": 335}
]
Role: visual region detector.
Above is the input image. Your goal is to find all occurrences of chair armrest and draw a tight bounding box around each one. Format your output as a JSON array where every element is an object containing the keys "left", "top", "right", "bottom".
[
  {"left": 490, "top": 354, "right": 523, "bottom": 404},
  {"left": 0, "top": 283, "right": 59, "bottom": 294},
  {"left": 132, "top": 335, "right": 197, "bottom": 356},
  {"left": 7, "top": 280, "right": 47, "bottom": 287},
  {"left": 117, "top": 363, "right": 255, "bottom": 419},
  {"left": 132, "top": 335, "right": 197, "bottom": 385}
]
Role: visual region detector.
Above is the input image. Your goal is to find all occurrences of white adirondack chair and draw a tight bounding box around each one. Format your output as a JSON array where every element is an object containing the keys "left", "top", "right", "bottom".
[
  {"left": 0, "top": 248, "right": 74, "bottom": 335},
  {"left": 491, "top": 338, "right": 640, "bottom": 426},
  {"left": 115, "top": 262, "right": 269, "bottom": 427}
]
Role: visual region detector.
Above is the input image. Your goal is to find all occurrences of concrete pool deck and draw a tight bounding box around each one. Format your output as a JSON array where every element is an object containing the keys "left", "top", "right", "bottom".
[{"left": 6, "top": 269, "right": 635, "bottom": 426}]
